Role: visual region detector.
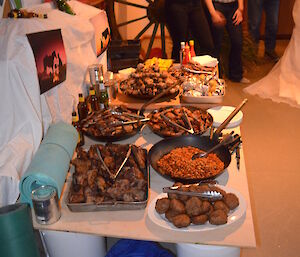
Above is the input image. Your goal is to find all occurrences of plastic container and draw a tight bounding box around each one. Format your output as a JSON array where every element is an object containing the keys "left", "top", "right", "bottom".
[
  {"left": 176, "top": 243, "right": 240, "bottom": 257},
  {"left": 41, "top": 230, "right": 106, "bottom": 257}
]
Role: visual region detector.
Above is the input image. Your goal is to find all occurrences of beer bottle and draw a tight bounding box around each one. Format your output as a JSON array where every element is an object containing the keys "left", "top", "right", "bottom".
[
  {"left": 77, "top": 93, "right": 88, "bottom": 121},
  {"left": 99, "top": 76, "right": 109, "bottom": 109},
  {"left": 189, "top": 40, "right": 196, "bottom": 57},
  {"left": 89, "top": 87, "right": 100, "bottom": 112},
  {"left": 55, "top": 0, "right": 75, "bottom": 15},
  {"left": 72, "top": 111, "right": 84, "bottom": 147}
]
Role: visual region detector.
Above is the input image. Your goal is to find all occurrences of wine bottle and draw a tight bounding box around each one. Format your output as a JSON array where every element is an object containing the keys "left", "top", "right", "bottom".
[
  {"left": 72, "top": 111, "right": 84, "bottom": 147},
  {"left": 55, "top": 0, "right": 75, "bottom": 15},
  {"left": 77, "top": 93, "right": 88, "bottom": 121}
]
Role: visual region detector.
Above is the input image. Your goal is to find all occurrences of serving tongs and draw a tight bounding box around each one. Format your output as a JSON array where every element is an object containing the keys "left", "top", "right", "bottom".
[
  {"left": 110, "top": 110, "right": 146, "bottom": 120},
  {"left": 163, "top": 186, "right": 223, "bottom": 201},
  {"left": 138, "top": 83, "right": 179, "bottom": 116},
  {"left": 160, "top": 108, "right": 195, "bottom": 134},
  {"left": 113, "top": 144, "right": 132, "bottom": 180},
  {"left": 96, "top": 145, "right": 132, "bottom": 181},
  {"left": 211, "top": 98, "right": 248, "bottom": 139},
  {"left": 192, "top": 132, "right": 235, "bottom": 159},
  {"left": 109, "top": 118, "right": 150, "bottom": 127}
]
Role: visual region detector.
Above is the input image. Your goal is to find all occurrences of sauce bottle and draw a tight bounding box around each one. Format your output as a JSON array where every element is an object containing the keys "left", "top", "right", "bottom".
[
  {"left": 183, "top": 43, "right": 191, "bottom": 64},
  {"left": 72, "top": 111, "right": 84, "bottom": 147},
  {"left": 179, "top": 42, "right": 185, "bottom": 65},
  {"left": 189, "top": 40, "right": 196, "bottom": 57}
]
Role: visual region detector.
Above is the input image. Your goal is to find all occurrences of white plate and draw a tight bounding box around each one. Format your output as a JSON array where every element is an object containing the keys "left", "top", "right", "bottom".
[
  {"left": 192, "top": 55, "right": 219, "bottom": 68},
  {"left": 207, "top": 106, "right": 243, "bottom": 128},
  {"left": 147, "top": 186, "right": 246, "bottom": 232}
]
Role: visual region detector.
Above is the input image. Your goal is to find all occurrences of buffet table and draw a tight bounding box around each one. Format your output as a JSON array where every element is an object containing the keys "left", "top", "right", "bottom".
[{"left": 33, "top": 124, "right": 256, "bottom": 248}]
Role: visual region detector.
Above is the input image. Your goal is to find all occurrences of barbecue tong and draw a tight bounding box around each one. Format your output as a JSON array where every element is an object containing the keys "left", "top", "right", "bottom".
[
  {"left": 96, "top": 145, "right": 132, "bottom": 181},
  {"left": 163, "top": 185, "right": 223, "bottom": 201},
  {"left": 160, "top": 108, "right": 195, "bottom": 134}
]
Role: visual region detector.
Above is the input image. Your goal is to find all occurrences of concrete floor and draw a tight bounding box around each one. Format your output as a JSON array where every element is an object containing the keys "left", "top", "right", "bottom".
[{"left": 222, "top": 40, "right": 300, "bottom": 257}]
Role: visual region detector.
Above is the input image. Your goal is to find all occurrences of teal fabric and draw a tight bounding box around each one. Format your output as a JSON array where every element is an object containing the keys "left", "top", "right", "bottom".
[
  {"left": 0, "top": 203, "right": 40, "bottom": 257},
  {"left": 19, "top": 122, "right": 78, "bottom": 206}
]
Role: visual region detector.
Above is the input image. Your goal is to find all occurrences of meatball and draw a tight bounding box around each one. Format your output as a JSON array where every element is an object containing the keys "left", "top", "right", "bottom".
[
  {"left": 172, "top": 214, "right": 191, "bottom": 228},
  {"left": 213, "top": 201, "right": 230, "bottom": 214},
  {"left": 178, "top": 186, "right": 190, "bottom": 202},
  {"left": 195, "top": 184, "right": 210, "bottom": 193},
  {"left": 165, "top": 209, "right": 178, "bottom": 222},
  {"left": 200, "top": 201, "right": 212, "bottom": 214},
  {"left": 185, "top": 197, "right": 202, "bottom": 217},
  {"left": 155, "top": 198, "right": 170, "bottom": 214},
  {"left": 169, "top": 199, "right": 186, "bottom": 215},
  {"left": 209, "top": 209, "right": 228, "bottom": 225},
  {"left": 224, "top": 193, "right": 239, "bottom": 210},
  {"left": 210, "top": 186, "right": 226, "bottom": 197},
  {"left": 192, "top": 214, "right": 208, "bottom": 225},
  {"left": 168, "top": 182, "right": 183, "bottom": 199}
]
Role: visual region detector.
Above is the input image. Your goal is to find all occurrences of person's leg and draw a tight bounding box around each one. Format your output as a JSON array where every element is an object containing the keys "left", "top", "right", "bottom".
[
  {"left": 189, "top": 2, "right": 214, "bottom": 56},
  {"left": 264, "top": 0, "right": 280, "bottom": 54},
  {"left": 165, "top": 1, "right": 190, "bottom": 61},
  {"left": 210, "top": 2, "right": 225, "bottom": 59},
  {"left": 210, "top": 2, "right": 226, "bottom": 78},
  {"left": 247, "top": 0, "right": 263, "bottom": 44},
  {"left": 225, "top": 2, "right": 243, "bottom": 82}
]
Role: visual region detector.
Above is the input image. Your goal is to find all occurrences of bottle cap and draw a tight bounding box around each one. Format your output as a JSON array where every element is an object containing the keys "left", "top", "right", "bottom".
[{"left": 189, "top": 40, "right": 194, "bottom": 46}]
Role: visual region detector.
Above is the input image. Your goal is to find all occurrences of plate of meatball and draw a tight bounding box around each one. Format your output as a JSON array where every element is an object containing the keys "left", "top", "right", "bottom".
[{"left": 148, "top": 184, "right": 246, "bottom": 231}]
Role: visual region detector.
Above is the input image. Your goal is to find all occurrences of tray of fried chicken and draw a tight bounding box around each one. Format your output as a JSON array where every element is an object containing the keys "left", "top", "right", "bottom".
[
  {"left": 118, "top": 62, "right": 180, "bottom": 99},
  {"left": 67, "top": 144, "right": 149, "bottom": 211},
  {"left": 81, "top": 106, "right": 147, "bottom": 142}
]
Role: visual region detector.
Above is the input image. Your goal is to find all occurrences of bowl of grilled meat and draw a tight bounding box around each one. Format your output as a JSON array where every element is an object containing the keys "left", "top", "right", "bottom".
[
  {"left": 81, "top": 106, "right": 147, "bottom": 142},
  {"left": 119, "top": 63, "right": 180, "bottom": 99},
  {"left": 68, "top": 143, "right": 149, "bottom": 211},
  {"left": 147, "top": 106, "right": 213, "bottom": 137}
]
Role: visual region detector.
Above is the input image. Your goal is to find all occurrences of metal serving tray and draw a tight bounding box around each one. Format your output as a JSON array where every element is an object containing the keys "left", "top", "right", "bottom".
[{"left": 66, "top": 148, "right": 149, "bottom": 212}]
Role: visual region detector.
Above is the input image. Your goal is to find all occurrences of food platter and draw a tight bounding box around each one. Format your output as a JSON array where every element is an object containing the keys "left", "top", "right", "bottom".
[
  {"left": 81, "top": 107, "right": 144, "bottom": 142},
  {"left": 118, "top": 62, "right": 181, "bottom": 99},
  {"left": 148, "top": 135, "right": 231, "bottom": 183},
  {"left": 67, "top": 144, "right": 149, "bottom": 212},
  {"left": 148, "top": 186, "right": 247, "bottom": 232},
  {"left": 147, "top": 106, "right": 213, "bottom": 138}
]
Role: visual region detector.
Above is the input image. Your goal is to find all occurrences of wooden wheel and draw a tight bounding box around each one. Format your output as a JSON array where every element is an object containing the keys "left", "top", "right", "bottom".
[{"left": 106, "top": 0, "right": 167, "bottom": 59}]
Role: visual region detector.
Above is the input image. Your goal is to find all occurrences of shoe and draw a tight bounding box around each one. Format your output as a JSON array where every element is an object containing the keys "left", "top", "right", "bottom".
[
  {"left": 265, "top": 50, "right": 280, "bottom": 62},
  {"left": 239, "top": 77, "right": 250, "bottom": 84}
]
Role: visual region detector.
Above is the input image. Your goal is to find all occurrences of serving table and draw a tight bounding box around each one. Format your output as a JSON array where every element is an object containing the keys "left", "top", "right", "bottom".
[{"left": 33, "top": 124, "right": 256, "bottom": 249}]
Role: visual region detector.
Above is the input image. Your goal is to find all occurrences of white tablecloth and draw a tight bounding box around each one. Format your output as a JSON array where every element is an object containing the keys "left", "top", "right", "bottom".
[{"left": 0, "top": 1, "right": 108, "bottom": 206}]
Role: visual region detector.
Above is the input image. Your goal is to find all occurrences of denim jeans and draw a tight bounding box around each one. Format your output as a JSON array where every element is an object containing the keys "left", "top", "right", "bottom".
[
  {"left": 210, "top": 1, "right": 243, "bottom": 82},
  {"left": 248, "top": 0, "right": 280, "bottom": 51}
]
